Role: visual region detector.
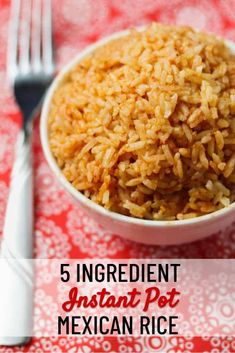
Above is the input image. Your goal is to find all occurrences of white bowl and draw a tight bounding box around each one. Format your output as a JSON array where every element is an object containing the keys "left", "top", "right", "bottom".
[{"left": 40, "top": 29, "right": 235, "bottom": 245}]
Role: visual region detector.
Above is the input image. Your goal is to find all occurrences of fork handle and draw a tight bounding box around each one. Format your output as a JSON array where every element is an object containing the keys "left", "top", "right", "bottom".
[
  {"left": 0, "top": 129, "right": 33, "bottom": 345},
  {"left": 2, "top": 129, "right": 33, "bottom": 257}
]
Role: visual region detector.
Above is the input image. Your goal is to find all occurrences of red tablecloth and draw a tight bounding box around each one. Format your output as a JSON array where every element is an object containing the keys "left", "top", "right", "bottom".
[{"left": 0, "top": 0, "right": 234, "bottom": 352}]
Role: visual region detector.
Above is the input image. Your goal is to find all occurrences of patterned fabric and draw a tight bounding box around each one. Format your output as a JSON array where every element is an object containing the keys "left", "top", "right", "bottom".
[{"left": 0, "top": 0, "right": 234, "bottom": 352}]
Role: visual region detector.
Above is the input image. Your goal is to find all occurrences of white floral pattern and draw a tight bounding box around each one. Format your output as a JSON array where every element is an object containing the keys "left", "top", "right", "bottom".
[
  {"left": 67, "top": 207, "right": 129, "bottom": 257},
  {"left": 159, "top": 1, "right": 223, "bottom": 34},
  {"left": 0, "top": 0, "right": 234, "bottom": 352},
  {"left": 35, "top": 162, "right": 71, "bottom": 217},
  {"left": 0, "top": 116, "right": 18, "bottom": 174},
  {"left": 35, "top": 218, "right": 71, "bottom": 258}
]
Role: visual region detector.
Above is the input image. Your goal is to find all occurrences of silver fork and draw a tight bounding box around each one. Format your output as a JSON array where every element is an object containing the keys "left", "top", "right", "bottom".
[{"left": 0, "top": 0, "right": 54, "bottom": 346}]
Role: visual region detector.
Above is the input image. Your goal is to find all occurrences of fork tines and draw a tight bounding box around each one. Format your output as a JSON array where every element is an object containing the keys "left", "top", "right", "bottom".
[{"left": 8, "top": 0, "right": 54, "bottom": 81}]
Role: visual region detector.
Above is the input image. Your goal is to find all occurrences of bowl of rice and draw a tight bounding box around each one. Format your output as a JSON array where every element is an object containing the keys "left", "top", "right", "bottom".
[{"left": 41, "top": 23, "right": 235, "bottom": 245}]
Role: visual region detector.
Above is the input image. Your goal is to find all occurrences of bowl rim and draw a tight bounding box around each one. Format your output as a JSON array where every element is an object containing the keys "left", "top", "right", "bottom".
[{"left": 40, "top": 27, "right": 235, "bottom": 228}]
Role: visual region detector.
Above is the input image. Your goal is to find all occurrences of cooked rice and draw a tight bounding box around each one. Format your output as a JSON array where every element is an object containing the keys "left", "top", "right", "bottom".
[{"left": 48, "top": 23, "right": 235, "bottom": 220}]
